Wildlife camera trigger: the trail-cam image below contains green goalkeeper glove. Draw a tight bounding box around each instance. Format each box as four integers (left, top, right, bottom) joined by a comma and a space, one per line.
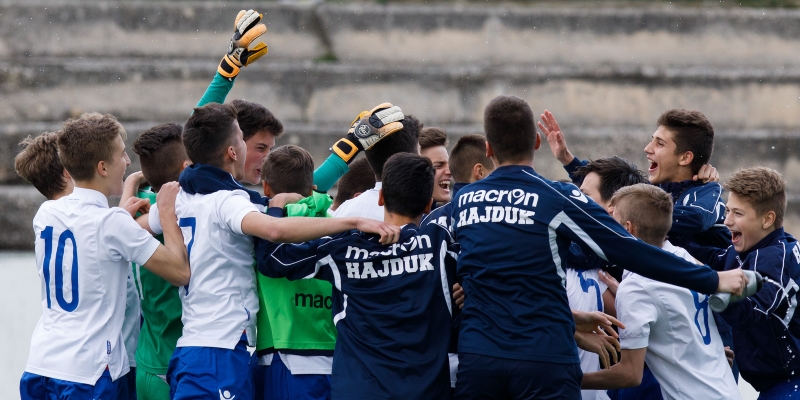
218, 9, 268, 80
331, 103, 405, 164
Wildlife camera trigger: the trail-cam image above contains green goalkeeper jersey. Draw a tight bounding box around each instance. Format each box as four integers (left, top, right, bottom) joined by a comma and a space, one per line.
256, 191, 338, 352
133, 187, 184, 375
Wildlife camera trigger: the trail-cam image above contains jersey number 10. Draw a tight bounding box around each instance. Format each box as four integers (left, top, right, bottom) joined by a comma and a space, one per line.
40, 226, 79, 312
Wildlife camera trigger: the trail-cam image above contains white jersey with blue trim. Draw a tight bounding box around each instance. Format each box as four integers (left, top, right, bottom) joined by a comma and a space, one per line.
25, 187, 160, 384
149, 188, 261, 349
616, 241, 740, 400
566, 268, 610, 400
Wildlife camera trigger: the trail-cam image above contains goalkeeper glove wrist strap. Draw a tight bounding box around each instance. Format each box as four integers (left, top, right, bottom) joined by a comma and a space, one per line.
331, 138, 361, 164
218, 55, 241, 80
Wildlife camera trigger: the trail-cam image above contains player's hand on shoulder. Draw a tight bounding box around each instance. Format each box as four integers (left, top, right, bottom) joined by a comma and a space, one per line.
575, 330, 620, 369
355, 218, 401, 245
537, 110, 574, 166
573, 310, 625, 338
218, 9, 268, 80
598, 270, 619, 296
717, 269, 746, 296
124, 171, 147, 190
693, 163, 719, 183
269, 193, 304, 209
121, 196, 150, 218
156, 181, 180, 216
724, 346, 735, 368
452, 283, 465, 309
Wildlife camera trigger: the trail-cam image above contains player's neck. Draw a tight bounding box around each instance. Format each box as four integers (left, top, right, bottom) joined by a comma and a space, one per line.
383, 211, 422, 227
495, 157, 534, 168
74, 180, 114, 198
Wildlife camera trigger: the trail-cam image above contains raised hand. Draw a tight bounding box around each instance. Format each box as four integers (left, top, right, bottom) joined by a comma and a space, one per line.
331, 103, 405, 164
538, 110, 575, 166
218, 9, 268, 80
693, 164, 720, 183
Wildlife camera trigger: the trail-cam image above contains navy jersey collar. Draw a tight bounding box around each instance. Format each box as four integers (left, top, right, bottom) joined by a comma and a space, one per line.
738, 228, 786, 259
656, 179, 704, 203
178, 163, 269, 206
490, 164, 536, 176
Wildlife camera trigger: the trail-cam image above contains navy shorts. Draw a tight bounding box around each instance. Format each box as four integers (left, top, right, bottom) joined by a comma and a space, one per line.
20, 368, 130, 400
453, 353, 582, 400
168, 340, 256, 400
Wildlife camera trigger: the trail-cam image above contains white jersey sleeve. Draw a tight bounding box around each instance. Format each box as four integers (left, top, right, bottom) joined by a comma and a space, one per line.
218, 191, 259, 235
101, 208, 161, 266
616, 278, 658, 350
148, 203, 163, 235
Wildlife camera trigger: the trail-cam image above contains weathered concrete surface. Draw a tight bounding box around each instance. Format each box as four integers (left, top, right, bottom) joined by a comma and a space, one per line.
0, 186, 44, 249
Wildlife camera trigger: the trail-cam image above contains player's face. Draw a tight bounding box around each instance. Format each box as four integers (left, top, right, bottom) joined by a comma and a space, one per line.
724, 193, 772, 253
579, 172, 608, 209
644, 126, 681, 184
421, 145, 452, 203
244, 130, 276, 185
107, 135, 131, 197
230, 121, 248, 182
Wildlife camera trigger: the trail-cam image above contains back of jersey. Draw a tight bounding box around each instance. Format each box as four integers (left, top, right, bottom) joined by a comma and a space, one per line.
173, 188, 260, 349
26, 188, 159, 384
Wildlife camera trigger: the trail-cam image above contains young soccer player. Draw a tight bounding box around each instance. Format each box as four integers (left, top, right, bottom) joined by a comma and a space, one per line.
419, 127, 452, 205
331, 157, 375, 211
450, 95, 746, 399
14, 132, 74, 201
253, 145, 338, 400
682, 167, 800, 398
257, 153, 457, 399
19, 113, 190, 399
581, 184, 741, 400
333, 112, 422, 220
144, 103, 398, 400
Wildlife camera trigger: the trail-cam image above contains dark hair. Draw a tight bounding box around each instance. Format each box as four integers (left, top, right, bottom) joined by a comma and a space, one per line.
260, 145, 315, 195
365, 114, 421, 180
610, 184, 673, 247
334, 157, 375, 209
484, 95, 536, 164
381, 153, 434, 218
449, 134, 492, 183
656, 109, 714, 174
231, 99, 284, 141
58, 112, 127, 181
573, 156, 648, 203
724, 167, 786, 228
14, 132, 66, 199
419, 127, 448, 151
133, 123, 188, 192
183, 103, 239, 166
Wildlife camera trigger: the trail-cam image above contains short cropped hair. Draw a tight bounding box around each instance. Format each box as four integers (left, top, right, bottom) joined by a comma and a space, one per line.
657, 109, 714, 174
334, 157, 375, 209
58, 113, 127, 182
419, 127, 448, 151
610, 184, 673, 247
365, 114, 421, 180
183, 103, 239, 166
133, 123, 188, 192
573, 156, 648, 203
724, 167, 786, 228
449, 134, 492, 183
260, 145, 315, 195
231, 99, 284, 141
484, 95, 536, 164
382, 153, 434, 218
14, 132, 66, 199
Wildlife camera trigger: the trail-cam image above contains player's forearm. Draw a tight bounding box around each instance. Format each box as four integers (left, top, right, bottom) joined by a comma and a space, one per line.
581, 365, 641, 390
195, 72, 234, 109
243, 212, 356, 243
157, 208, 190, 286
313, 154, 350, 193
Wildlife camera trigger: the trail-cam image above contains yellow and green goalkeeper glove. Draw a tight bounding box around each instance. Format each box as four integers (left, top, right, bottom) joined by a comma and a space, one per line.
331, 103, 405, 164
218, 9, 268, 80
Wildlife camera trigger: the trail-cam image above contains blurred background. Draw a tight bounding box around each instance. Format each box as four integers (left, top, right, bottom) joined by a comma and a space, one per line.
2, 0, 799, 398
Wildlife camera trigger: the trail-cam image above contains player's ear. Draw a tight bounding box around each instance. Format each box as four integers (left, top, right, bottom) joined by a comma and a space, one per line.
485, 141, 493, 159
97, 160, 108, 178
678, 151, 694, 167
181, 160, 192, 170
227, 146, 237, 162
423, 198, 434, 214
378, 189, 385, 207
472, 163, 484, 181
262, 181, 275, 198
534, 131, 542, 151
762, 210, 777, 230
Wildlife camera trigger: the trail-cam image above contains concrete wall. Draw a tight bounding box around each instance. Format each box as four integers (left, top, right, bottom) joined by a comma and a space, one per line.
2, 2, 800, 248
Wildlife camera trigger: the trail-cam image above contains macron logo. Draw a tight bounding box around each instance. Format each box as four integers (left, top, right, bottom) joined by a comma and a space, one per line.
220, 390, 235, 400
570, 190, 588, 203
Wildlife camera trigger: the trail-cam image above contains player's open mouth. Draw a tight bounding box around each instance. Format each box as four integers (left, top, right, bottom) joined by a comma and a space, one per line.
731, 230, 742, 244
648, 159, 658, 172
438, 180, 450, 192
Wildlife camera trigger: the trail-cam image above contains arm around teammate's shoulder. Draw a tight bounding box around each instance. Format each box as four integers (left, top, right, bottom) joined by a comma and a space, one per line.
241, 211, 401, 245
139, 182, 190, 286
669, 182, 724, 236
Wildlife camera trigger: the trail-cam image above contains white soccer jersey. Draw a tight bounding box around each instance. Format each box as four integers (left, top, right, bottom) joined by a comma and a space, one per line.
566, 268, 610, 400
150, 188, 260, 349
333, 182, 383, 221
122, 271, 140, 368
616, 241, 740, 400
25, 188, 160, 384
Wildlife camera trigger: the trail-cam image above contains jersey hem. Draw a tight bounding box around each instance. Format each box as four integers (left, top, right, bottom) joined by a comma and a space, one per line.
457, 347, 580, 364
24, 364, 130, 386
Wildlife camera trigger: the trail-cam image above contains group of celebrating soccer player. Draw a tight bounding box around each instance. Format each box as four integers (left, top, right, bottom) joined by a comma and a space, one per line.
12, 8, 800, 400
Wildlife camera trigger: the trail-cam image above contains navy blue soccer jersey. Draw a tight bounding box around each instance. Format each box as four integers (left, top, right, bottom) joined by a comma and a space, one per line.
256, 223, 458, 400
451, 165, 721, 363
